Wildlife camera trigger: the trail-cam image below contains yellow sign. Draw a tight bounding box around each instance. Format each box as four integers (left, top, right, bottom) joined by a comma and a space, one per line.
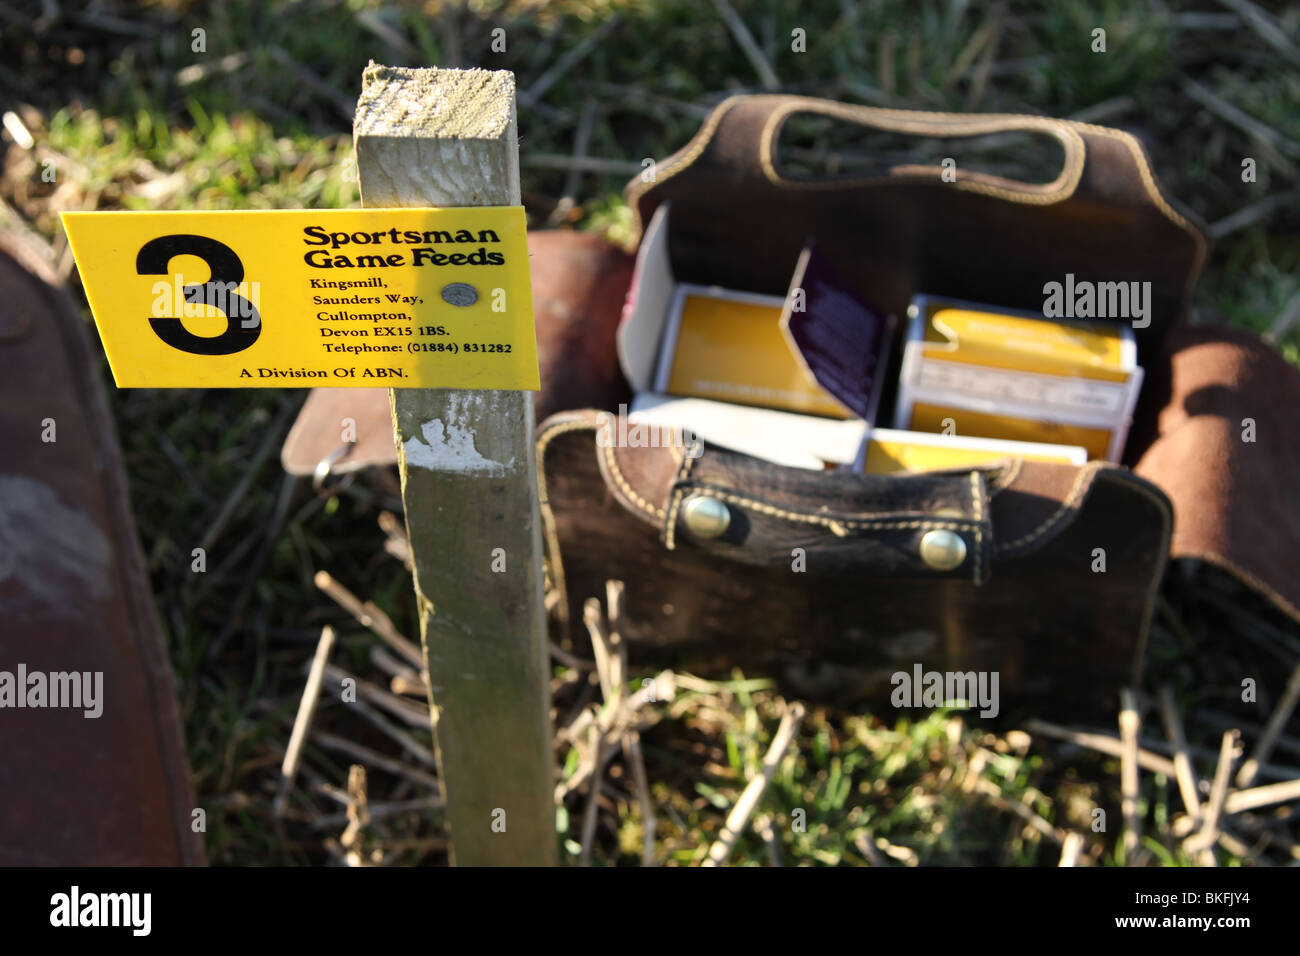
60, 207, 538, 389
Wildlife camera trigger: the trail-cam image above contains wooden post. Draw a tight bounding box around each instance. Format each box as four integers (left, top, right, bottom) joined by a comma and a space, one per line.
353, 65, 556, 866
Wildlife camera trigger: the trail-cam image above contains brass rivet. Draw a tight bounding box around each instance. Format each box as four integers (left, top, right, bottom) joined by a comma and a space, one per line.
919, 529, 967, 570
682, 494, 731, 539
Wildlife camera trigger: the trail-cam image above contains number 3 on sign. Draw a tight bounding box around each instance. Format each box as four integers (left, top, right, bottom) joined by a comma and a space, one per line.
137, 234, 262, 355
62, 207, 539, 389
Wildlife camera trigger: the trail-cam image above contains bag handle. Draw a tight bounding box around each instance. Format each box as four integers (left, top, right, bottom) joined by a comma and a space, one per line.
759, 98, 1086, 201
627, 92, 1201, 247
624, 93, 1207, 361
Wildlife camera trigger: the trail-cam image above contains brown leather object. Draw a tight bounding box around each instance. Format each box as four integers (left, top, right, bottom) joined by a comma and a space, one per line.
1132, 323, 1300, 621
624, 95, 1206, 370
540, 411, 1170, 718
0, 237, 203, 865
534, 95, 1300, 716
280, 229, 633, 475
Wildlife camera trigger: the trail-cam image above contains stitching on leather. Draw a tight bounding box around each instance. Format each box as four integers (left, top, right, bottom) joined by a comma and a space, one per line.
1170, 549, 1300, 624
600, 420, 666, 520
677, 484, 984, 534
625, 96, 743, 240
988, 457, 1022, 496
970, 471, 984, 586
536, 418, 601, 632
624, 99, 1207, 313
757, 100, 1086, 204
1071, 123, 1208, 313
996, 460, 1106, 553
663, 444, 700, 551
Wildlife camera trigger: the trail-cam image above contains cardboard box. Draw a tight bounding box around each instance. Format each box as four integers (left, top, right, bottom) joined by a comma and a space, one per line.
893, 294, 1144, 461
653, 283, 848, 418
618, 209, 1106, 475
858, 427, 1087, 474
621, 204, 892, 415
617, 203, 869, 468
627, 394, 867, 470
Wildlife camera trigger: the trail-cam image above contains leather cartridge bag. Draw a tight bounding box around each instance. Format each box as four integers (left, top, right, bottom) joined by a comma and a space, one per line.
536, 95, 1300, 720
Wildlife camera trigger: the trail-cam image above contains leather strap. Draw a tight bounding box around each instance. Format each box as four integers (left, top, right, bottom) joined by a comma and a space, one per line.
662, 439, 993, 584
541, 411, 995, 584
624, 94, 1208, 367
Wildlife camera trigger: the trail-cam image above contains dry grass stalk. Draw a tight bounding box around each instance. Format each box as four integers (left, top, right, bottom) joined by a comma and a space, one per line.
573, 582, 632, 864
874, 835, 919, 866
605, 580, 627, 704
753, 814, 781, 866
343, 696, 438, 769
574, 581, 667, 865
368, 646, 422, 684
340, 764, 372, 866
555, 673, 671, 799
578, 720, 616, 866
702, 701, 806, 867
710, 0, 779, 90
389, 673, 428, 697
1058, 831, 1085, 867
1197, 707, 1300, 761
960, 747, 989, 794
583, 598, 614, 701
1214, 0, 1300, 65
314, 569, 424, 667
311, 797, 441, 829
549, 640, 595, 672
1185, 730, 1244, 861
1215, 829, 1258, 861
1178, 75, 1299, 175
1119, 689, 1142, 862
625, 732, 656, 866
604, 580, 656, 866
378, 510, 413, 570
1223, 777, 1300, 814
273, 625, 336, 819
972, 777, 1066, 846
1236, 659, 1300, 789
1159, 686, 1203, 823
853, 831, 889, 866
1022, 718, 1177, 777
313, 730, 440, 793
322, 664, 430, 729
520, 15, 622, 107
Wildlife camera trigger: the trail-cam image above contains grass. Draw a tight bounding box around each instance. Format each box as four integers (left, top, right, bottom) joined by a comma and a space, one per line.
2, 0, 1299, 866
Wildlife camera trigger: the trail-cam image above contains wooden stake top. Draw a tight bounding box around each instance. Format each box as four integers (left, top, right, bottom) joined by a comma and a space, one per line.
355, 64, 515, 141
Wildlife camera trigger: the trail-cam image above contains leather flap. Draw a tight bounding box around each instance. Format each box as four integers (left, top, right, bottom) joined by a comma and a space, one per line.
538, 410, 1175, 588
660, 439, 993, 584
